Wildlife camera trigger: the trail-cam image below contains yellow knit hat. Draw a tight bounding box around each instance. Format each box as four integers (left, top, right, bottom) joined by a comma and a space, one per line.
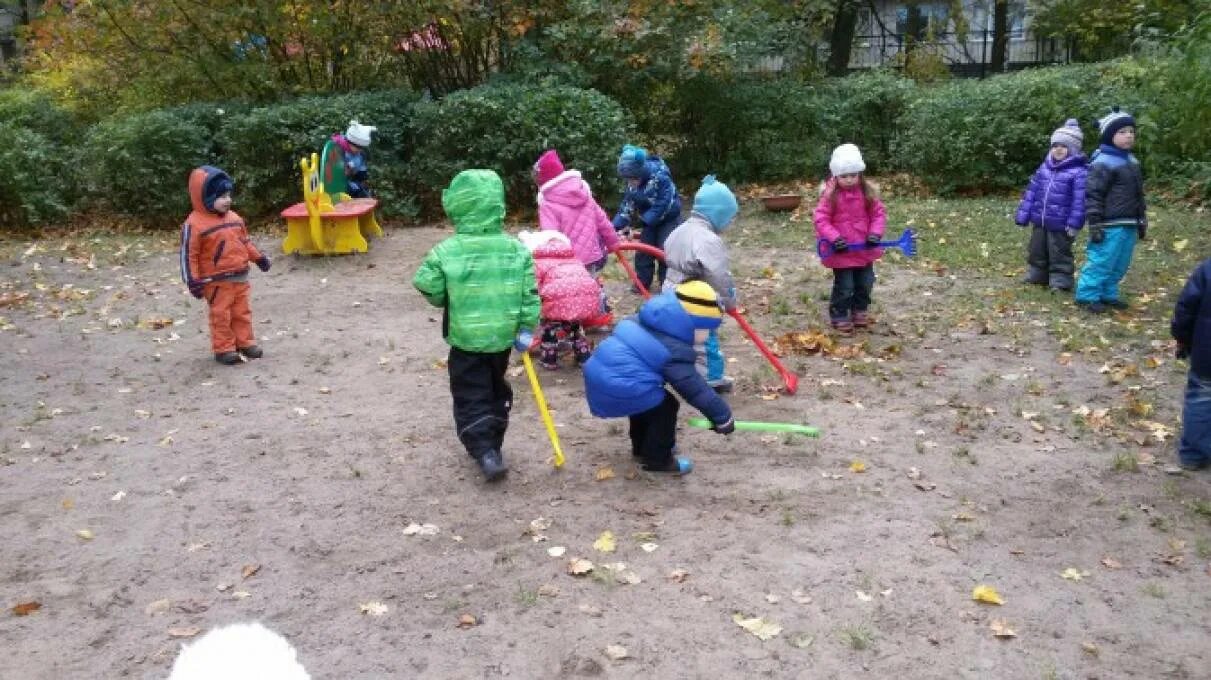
675, 281, 722, 329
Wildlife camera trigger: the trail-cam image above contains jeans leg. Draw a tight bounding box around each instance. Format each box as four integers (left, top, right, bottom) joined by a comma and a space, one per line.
1180, 373, 1211, 466
852, 264, 875, 312
829, 268, 857, 320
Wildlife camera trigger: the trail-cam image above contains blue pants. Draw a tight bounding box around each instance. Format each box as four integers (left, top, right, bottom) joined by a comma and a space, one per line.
634, 217, 679, 290
1075, 227, 1137, 304
1180, 373, 1211, 467
829, 264, 875, 321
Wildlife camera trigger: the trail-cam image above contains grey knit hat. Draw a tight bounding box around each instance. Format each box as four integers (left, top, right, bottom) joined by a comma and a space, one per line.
1050, 118, 1083, 156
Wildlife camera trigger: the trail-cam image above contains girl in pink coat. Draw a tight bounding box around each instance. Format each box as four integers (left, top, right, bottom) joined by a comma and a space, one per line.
534, 149, 619, 328
813, 143, 888, 334
520, 231, 601, 369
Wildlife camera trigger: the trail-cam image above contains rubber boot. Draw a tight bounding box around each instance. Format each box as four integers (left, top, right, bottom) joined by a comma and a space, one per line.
215, 351, 242, 365
478, 450, 508, 482
239, 345, 264, 359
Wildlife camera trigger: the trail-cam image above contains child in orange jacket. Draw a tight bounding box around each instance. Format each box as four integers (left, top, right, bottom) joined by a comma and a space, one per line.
179, 166, 270, 365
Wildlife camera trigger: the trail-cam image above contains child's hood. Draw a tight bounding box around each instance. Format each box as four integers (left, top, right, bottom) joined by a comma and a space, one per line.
518, 229, 575, 259
538, 170, 590, 208
188, 166, 234, 214
443, 169, 505, 235
637, 290, 695, 344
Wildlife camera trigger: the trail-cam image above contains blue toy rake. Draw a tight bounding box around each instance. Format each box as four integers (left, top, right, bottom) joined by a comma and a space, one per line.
816, 229, 917, 259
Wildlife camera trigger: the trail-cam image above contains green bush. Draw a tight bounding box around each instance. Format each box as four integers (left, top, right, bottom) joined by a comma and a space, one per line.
217, 89, 419, 219
670, 76, 822, 184
894, 62, 1146, 193
408, 83, 633, 212
78, 109, 213, 218
0, 123, 74, 226
0, 91, 80, 226
816, 71, 917, 175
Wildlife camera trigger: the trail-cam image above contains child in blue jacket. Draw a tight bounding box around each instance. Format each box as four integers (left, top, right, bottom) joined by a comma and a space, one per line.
1172, 258, 1211, 470
613, 144, 682, 292
583, 281, 734, 474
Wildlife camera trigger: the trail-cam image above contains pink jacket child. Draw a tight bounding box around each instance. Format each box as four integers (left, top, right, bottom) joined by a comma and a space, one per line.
534, 149, 620, 271
812, 143, 888, 333
520, 231, 600, 369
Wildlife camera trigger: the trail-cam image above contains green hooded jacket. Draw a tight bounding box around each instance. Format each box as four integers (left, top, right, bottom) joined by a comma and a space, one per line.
413, 170, 540, 353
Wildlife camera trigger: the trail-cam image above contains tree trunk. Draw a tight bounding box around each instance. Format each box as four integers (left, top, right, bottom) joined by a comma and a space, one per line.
990, 0, 1009, 73
827, 0, 860, 76
903, 4, 923, 70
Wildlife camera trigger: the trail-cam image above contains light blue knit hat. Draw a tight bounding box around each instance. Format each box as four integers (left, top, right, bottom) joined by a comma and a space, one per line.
692, 175, 738, 230
617, 144, 647, 178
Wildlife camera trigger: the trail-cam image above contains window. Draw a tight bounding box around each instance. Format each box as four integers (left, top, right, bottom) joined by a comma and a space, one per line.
896, 3, 951, 39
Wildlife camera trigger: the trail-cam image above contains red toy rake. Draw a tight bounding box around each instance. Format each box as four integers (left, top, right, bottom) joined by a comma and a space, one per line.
612, 241, 798, 395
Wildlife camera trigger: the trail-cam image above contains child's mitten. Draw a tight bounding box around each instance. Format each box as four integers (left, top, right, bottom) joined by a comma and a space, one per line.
188, 282, 204, 299
1090, 226, 1105, 244
865, 234, 880, 247
1137, 220, 1147, 241
514, 328, 534, 352
832, 237, 848, 253
712, 417, 735, 435
1065, 228, 1078, 239
256, 256, 271, 272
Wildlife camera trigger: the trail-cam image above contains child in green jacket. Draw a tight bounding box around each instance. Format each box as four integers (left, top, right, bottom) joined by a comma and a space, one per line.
414, 170, 541, 481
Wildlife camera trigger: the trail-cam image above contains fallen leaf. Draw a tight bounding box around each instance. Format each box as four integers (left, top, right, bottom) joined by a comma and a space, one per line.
907, 467, 922, 480
232, 591, 251, 600
359, 601, 388, 616
547, 546, 567, 558
1100, 557, 1122, 570
110, 491, 126, 502
595, 467, 615, 482
529, 517, 552, 534
952, 512, 975, 522
76, 529, 94, 540
616, 570, 642, 585
241, 564, 261, 579
402, 522, 439, 536
144, 599, 171, 615
989, 619, 1016, 638
567, 558, 595, 576
457, 613, 478, 628
914, 481, 937, 492
593, 530, 617, 553
855, 590, 873, 602
12, 601, 41, 616
733, 613, 782, 641
168, 627, 201, 638
765, 593, 781, 604
292, 407, 308, 417
1174, 239, 1189, 253
1060, 568, 1087, 581
1082, 641, 1099, 656
667, 569, 690, 583
972, 585, 1004, 605
1030, 421, 1045, 433
849, 460, 867, 473
508, 365, 525, 378
640, 542, 658, 553
61, 498, 74, 510
790, 589, 812, 604
537, 584, 560, 597
604, 644, 629, 661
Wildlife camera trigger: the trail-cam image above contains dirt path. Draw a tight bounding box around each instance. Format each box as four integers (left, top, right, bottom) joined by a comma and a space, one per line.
1, 224, 1207, 679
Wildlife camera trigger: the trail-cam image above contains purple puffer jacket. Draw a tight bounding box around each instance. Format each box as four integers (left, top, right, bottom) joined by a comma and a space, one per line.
1015, 154, 1088, 231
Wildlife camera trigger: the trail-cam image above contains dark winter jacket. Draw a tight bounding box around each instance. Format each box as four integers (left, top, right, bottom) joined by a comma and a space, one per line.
1086, 145, 1146, 230
612, 157, 681, 233
583, 291, 732, 424
1015, 153, 1088, 231
1172, 258, 1211, 380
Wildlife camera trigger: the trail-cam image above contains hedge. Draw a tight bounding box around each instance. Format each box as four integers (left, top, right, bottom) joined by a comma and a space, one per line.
1, 57, 1207, 229
408, 83, 634, 211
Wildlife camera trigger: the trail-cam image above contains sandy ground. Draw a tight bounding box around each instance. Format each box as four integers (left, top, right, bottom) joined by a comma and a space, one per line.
1, 222, 1208, 680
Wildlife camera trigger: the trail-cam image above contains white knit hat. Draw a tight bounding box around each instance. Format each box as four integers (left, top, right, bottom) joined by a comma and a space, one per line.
829, 143, 866, 177
345, 120, 376, 148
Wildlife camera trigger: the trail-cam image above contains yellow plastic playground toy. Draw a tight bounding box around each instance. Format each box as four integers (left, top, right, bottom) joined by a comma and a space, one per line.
281, 143, 382, 255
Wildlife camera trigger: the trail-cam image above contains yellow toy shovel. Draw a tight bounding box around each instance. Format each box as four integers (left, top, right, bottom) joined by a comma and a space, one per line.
521, 351, 566, 469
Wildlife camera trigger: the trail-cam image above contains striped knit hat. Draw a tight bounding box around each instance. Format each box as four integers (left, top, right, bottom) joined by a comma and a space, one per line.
1097, 107, 1135, 146
675, 281, 722, 329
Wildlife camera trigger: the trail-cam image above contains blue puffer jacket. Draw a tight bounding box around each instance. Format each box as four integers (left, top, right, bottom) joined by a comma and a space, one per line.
612, 157, 681, 232
584, 291, 732, 424
1014, 153, 1088, 231
1172, 258, 1211, 380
